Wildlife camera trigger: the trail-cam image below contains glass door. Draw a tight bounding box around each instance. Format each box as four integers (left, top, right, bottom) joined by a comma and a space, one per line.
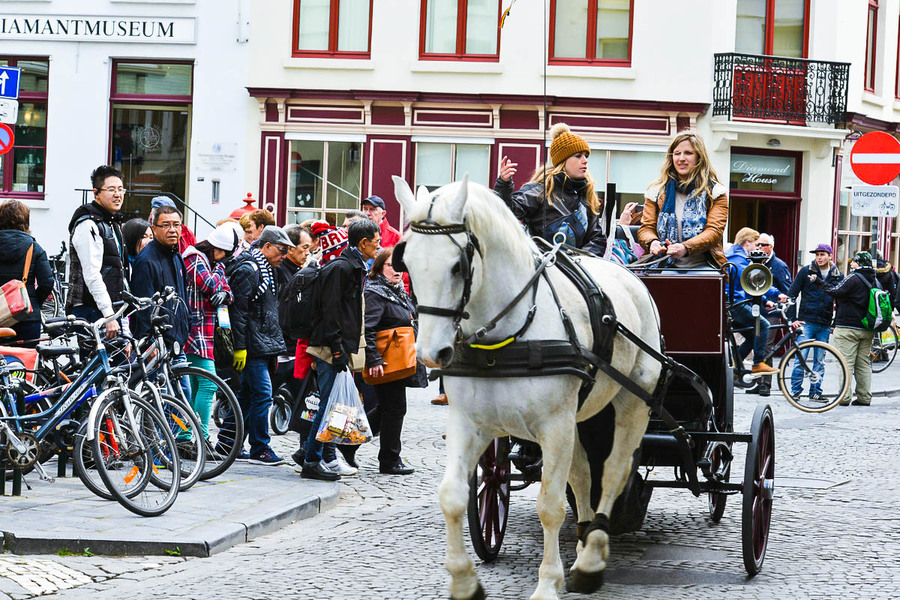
110, 104, 191, 221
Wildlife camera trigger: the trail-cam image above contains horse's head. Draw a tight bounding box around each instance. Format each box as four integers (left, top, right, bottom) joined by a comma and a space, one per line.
392, 175, 476, 368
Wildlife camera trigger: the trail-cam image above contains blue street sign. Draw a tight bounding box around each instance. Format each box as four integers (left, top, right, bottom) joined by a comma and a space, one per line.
0, 67, 21, 100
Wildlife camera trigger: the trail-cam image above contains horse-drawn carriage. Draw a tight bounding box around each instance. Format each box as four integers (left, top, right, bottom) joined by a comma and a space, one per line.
467, 270, 775, 577
391, 175, 774, 600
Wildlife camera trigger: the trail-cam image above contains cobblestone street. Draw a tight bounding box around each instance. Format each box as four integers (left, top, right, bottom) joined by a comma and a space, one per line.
3, 378, 900, 600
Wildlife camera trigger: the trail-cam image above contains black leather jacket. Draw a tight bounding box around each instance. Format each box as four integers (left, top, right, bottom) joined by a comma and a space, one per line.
310, 248, 367, 355
493, 173, 606, 255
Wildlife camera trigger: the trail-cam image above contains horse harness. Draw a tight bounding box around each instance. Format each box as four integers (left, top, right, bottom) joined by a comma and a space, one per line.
396, 207, 712, 542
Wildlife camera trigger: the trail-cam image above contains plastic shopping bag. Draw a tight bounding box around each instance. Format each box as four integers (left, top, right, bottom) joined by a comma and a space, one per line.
315, 370, 373, 445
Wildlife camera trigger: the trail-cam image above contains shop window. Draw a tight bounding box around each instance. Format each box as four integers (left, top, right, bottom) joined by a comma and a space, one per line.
293, 0, 372, 58
420, 0, 500, 61
110, 60, 193, 219
0, 58, 48, 197
549, 0, 633, 66
735, 0, 809, 58
286, 139, 363, 225
415, 142, 490, 191
865, 0, 878, 91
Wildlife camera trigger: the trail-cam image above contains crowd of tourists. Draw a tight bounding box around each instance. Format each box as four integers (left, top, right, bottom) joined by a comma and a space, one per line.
0, 127, 896, 484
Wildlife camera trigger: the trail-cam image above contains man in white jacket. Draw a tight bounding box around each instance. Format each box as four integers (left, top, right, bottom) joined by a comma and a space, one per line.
66, 165, 129, 338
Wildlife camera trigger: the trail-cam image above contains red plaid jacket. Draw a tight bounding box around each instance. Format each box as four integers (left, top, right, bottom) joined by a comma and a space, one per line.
183, 247, 232, 360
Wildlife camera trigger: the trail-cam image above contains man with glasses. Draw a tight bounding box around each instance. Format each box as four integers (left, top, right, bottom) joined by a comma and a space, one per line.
750, 233, 793, 395
224, 225, 295, 465
130, 205, 193, 406
66, 165, 129, 337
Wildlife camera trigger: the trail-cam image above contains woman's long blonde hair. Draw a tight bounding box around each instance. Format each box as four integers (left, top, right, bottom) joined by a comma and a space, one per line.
526, 160, 602, 215
650, 130, 720, 197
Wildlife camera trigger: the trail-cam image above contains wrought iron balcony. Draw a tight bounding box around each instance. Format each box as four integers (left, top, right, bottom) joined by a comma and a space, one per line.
713, 53, 850, 127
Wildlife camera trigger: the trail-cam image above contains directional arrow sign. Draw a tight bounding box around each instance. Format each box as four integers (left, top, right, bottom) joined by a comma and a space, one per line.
0, 67, 21, 100
849, 131, 900, 186
0, 123, 14, 156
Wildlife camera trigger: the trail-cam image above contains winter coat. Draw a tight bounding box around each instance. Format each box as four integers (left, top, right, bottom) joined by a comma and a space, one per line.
363, 275, 428, 388
638, 182, 729, 267
493, 173, 607, 256
787, 262, 843, 326
229, 251, 286, 357
67, 201, 128, 316
183, 247, 232, 360
724, 244, 780, 304
764, 253, 792, 294
0, 230, 52, 323
309, 247, 367, 355
130, 239, 190, 347
379, 219, 402, 249
814, 266, 878, 330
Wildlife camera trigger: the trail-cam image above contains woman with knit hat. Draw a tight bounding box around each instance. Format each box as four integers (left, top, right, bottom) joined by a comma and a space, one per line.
494, 123, 606, 255
638, 131, 728, 269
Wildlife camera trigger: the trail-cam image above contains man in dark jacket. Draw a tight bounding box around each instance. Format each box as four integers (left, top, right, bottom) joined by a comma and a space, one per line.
67, 165, 129, 338
813, 251, 877, 406
130, 206, 190, 348
300, 218, 380, 481
752, 233, 793, 395
226, 225, 294, 465
786, 243, 843, 401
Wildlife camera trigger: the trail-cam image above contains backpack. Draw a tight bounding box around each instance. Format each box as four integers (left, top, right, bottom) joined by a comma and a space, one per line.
860, 274, 893, 332
278, 263, 321, 340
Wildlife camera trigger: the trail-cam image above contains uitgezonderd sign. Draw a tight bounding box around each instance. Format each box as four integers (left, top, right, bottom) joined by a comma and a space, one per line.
0, 15, 196, 44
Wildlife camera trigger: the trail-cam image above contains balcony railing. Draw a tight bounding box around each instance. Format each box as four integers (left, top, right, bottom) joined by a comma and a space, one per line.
713, 53, 850, 127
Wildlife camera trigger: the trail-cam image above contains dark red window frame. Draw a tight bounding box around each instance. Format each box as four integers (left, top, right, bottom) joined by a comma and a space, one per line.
548, 0, 634, 66
292, 0, 374, 59
110, 59, 194, 105
866, 0, 878, 92
896, 13, 900, 98
754, 0, 811, 58
0, 56, 49, 200
418, 0, 502, 62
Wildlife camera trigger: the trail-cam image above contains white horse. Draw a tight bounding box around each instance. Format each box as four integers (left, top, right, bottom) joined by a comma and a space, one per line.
392, 175, 664, 600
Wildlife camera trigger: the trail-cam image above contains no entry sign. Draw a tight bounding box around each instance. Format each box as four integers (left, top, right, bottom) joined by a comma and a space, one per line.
0, 123, 13, 156
849, 131, 900, 185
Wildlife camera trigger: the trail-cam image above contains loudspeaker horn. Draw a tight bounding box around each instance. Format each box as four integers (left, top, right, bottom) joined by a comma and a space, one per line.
740, 263, 773, 297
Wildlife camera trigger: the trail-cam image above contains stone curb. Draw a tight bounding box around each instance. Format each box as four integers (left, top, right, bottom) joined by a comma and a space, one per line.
0, 483, 339, 558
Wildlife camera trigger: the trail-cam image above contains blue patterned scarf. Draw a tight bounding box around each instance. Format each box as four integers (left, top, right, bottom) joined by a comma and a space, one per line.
656, 178, 708, 244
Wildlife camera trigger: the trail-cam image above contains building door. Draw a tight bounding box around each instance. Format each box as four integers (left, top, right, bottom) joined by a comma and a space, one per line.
111, 105, 190, 220
729, 149, 802, 273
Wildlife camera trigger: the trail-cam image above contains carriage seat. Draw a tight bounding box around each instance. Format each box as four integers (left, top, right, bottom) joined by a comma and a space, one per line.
614, 225, 640, 241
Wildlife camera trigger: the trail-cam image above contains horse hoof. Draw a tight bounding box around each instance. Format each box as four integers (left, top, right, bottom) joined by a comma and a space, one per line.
452, 582, 486, 600
566, 568, 604, 594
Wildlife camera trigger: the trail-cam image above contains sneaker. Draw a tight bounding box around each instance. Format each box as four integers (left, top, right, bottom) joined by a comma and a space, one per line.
324, 455, 358, 477
235, 450, 252, 461
809, 392, 826, 402
249, 448, 285, 466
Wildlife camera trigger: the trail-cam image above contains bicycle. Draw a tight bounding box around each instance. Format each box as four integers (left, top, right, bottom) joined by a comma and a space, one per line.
870, 322, 898, 373
41, 242, 68, 320
727, 299, 850, 412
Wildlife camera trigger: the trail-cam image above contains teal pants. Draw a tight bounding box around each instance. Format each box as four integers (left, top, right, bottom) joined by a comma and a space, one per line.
187, 354, 216, 439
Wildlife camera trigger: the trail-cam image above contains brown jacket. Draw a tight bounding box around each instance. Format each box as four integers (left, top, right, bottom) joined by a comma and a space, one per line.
637, 182, 729, 267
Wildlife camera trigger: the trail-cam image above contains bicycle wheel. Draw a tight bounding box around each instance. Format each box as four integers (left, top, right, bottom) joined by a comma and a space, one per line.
777, 341, 850, 412
73, 419, 115, 501
871, 325, 898, 374
91, 390, 181, 517
41, 286, 61, 320
155, 393, 206, 492
171, 365, 243, 481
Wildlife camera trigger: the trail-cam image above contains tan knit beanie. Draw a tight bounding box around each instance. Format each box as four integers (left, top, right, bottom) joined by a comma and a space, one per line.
549, 123, 590, 167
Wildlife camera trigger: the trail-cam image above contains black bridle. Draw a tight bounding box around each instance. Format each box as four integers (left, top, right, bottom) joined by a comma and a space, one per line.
397, 201, 560, 349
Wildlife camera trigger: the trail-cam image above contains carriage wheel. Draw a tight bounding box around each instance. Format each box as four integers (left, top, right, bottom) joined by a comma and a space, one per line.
707, 443, 731, 523
468, 436, 511, 562
742, 404, 775, 576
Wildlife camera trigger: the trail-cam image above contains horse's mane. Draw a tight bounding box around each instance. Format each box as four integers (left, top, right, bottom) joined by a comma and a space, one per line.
413, 181, 537, 273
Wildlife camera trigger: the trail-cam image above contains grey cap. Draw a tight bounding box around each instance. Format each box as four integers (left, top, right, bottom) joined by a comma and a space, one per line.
257, 225, 295, 248
151, 196, 177, 209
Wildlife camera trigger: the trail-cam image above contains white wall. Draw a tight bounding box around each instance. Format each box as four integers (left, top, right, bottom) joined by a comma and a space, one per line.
0, 0, 250, 248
